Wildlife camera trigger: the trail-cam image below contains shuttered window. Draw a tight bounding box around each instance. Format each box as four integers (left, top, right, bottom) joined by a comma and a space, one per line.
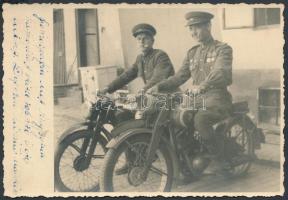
254, 8, 281, 27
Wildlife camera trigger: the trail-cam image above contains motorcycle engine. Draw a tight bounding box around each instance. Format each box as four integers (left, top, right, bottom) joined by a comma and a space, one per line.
189, 155, 210, 174
177, 131, 210, 176
171, 107, 196, 128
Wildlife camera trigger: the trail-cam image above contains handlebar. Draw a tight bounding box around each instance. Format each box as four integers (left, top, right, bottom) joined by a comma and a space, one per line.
93, 90, 202, 107
146, 90, 202, 98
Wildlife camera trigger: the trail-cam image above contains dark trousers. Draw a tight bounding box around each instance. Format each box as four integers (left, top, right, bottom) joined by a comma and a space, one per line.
194, 106, 230, 141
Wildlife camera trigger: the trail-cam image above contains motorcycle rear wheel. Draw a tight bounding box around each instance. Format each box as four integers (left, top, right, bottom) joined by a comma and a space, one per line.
222, 120, 254, 178
100, 134, 173, 192
54, 130, 108, 192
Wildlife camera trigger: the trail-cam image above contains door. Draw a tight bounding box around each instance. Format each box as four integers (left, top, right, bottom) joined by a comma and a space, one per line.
76, 9, 101, 67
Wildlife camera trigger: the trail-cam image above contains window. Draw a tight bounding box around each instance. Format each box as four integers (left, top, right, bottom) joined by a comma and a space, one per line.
254, 8, 281, 27
223, 7, 281, 29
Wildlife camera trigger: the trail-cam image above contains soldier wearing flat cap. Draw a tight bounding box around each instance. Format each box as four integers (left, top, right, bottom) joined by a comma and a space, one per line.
148, 12, 233, 159
99, 23, 176, 94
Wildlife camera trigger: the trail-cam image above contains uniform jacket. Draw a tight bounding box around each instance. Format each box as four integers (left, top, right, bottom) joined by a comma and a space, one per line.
158, 38, 233, 109
107, 48, 176, 93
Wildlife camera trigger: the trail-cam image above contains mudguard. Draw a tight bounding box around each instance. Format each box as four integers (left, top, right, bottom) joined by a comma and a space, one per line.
110, 119, 146, 138
106, 128, 180, 183
241, 115, 265, 149
58, 121, 89, 144
107, 128, 149, 148
223, 114, 265, 149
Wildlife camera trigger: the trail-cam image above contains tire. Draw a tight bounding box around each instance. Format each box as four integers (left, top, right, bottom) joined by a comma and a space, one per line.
100, 134, 173, 192
222, 119, 254, 178
54, 130, 108, 192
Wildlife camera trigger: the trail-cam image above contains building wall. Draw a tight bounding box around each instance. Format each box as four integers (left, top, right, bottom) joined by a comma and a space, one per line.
98, 8, 125, 68
219, 7, 283, 70
230, 69, 280, 121
218, 7, 283, 120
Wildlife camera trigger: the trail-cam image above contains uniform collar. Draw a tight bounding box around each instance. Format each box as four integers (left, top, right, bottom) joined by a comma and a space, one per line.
142, 48, 154, 58
200, 36, 214, 48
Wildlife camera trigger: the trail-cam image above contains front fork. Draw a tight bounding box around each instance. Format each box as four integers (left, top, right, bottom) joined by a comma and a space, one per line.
80, 119, 102, 166
141, 110, 170, 179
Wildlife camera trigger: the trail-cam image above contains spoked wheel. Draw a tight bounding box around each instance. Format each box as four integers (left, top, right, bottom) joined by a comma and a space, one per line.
54, 130, 107, 192
222, 120, 254, 177
100, 134, 173, 192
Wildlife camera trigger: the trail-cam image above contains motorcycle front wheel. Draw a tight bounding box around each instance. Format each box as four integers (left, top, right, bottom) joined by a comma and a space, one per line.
100, 134, 173, 192
54, 130, 107, 192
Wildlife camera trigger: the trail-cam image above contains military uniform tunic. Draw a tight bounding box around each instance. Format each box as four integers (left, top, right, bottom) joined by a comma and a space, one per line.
157, 38, 233, 140
158, 38, 233, 109
107, 48, 175, 93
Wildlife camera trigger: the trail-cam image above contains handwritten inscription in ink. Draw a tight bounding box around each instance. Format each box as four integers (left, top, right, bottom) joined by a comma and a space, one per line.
9, 13, 50, 194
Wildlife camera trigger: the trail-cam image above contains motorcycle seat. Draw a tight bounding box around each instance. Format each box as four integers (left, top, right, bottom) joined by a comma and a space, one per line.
232, 101, 249, 114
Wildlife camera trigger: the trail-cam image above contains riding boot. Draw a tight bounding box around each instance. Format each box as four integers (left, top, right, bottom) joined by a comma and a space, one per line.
203, 135, 231, 173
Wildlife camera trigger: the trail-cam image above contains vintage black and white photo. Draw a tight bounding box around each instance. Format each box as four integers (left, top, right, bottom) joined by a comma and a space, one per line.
3, 3, 285, 197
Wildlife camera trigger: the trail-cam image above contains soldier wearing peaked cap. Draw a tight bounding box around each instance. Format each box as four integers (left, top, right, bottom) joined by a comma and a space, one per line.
99, 23, 176, 94
99, 23, 177, 175
132, 23, 157, 37
185, 11, 214, 26
148, 11, 234, 161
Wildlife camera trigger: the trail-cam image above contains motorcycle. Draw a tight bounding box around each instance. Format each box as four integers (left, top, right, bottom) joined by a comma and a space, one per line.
99, 92, 265, 192
54, 93, 137, 192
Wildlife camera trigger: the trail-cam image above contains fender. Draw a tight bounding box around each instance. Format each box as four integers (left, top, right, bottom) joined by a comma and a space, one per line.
58, 121, 89, 144
107, 128, 150, 148
241, 114, 265, 149
106, 128, 180, 183
110, 119, 146, 138
222, 114, 265, 149
58, 121, 113, 145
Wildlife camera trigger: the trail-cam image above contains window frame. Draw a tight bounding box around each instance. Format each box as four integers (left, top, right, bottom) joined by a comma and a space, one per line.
223, 7, 281, 30
253, 8, 281, 29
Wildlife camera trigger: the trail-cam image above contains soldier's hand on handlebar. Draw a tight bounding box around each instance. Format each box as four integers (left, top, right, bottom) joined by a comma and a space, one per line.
191, 85, 206, 95
97, 87, 109, 96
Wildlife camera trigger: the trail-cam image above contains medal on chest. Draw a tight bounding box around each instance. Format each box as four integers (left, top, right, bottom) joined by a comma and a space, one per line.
189, 58, 196, 71
206, 51, 216, 63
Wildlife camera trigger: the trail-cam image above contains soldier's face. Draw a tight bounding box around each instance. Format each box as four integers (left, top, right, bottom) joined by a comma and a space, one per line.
136, 33, 154, 53
189, 22, 211, 42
